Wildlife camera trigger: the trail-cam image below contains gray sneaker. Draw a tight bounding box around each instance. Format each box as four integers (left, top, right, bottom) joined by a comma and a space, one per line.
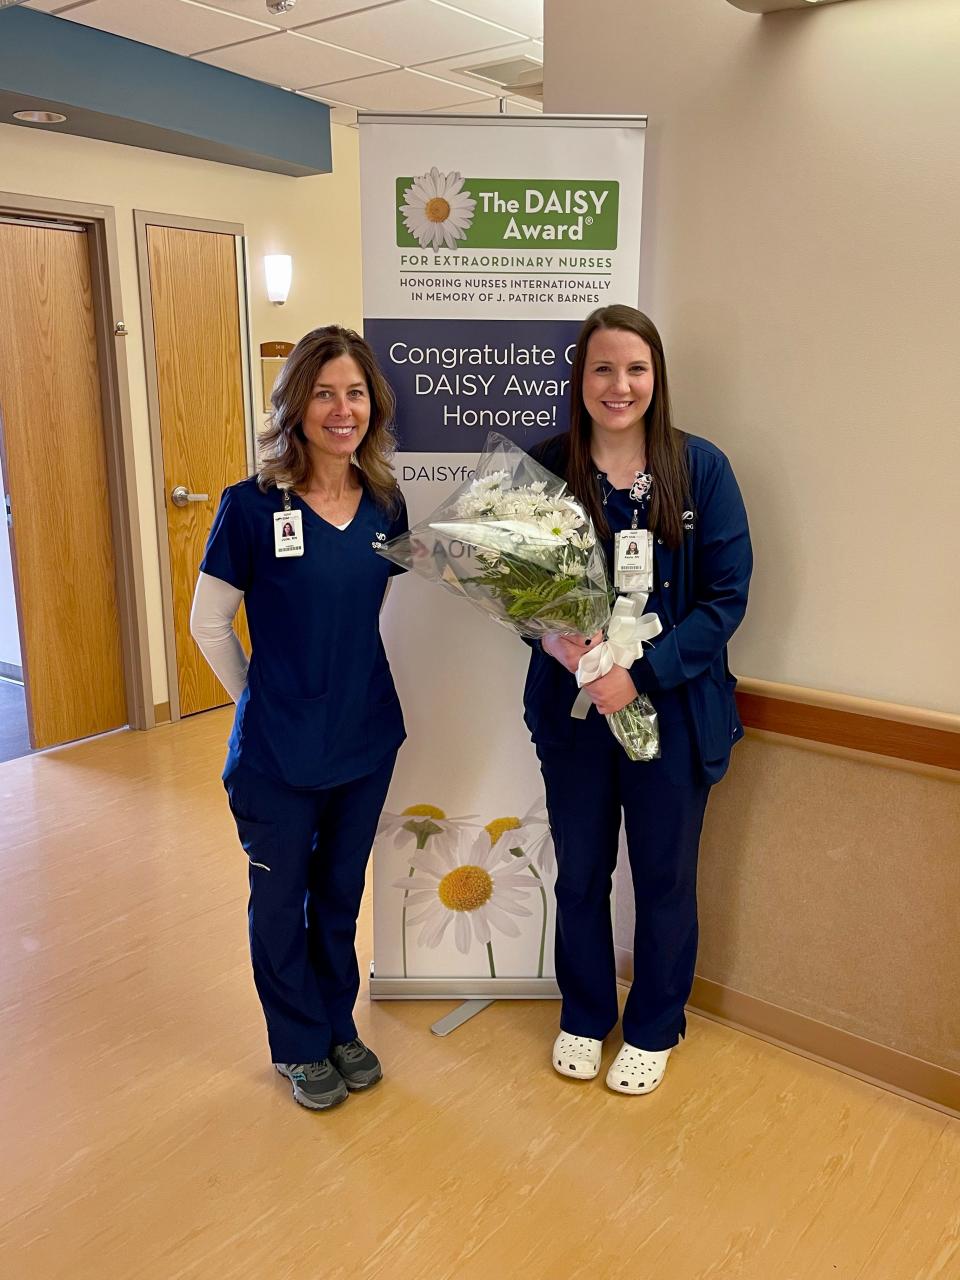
275, 1060, 348, 1110
331, 1038, 382, 1091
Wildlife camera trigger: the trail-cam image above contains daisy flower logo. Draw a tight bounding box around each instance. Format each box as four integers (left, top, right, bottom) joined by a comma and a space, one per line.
400, 167, 476, 250
393, 827, 535, 976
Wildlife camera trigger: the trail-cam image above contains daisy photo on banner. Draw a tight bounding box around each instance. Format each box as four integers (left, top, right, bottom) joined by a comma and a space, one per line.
485, 805, 555, 979
400, 167, 476, 250
377, 804, 477, 978
486, 803, 554, 873
393, 827, 536, 977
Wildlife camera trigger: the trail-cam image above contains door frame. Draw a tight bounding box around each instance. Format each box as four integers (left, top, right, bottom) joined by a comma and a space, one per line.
133, 210, 255, 723
0, 190, 153, 733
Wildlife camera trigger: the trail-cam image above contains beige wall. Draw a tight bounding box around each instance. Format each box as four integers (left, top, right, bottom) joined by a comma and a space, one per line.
547, 0, 960, 1077
0, 121, 362, 704
696, 738, 960, 1071
611, 733, 960, 1077
545, 0, 960, 715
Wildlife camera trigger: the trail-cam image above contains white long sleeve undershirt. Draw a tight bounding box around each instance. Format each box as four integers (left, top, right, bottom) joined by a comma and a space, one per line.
190, 572, 248, 703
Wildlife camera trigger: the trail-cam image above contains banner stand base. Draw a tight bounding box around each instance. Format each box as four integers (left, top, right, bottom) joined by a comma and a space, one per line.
430, 999, 494, 1037
369, 968, 561, 1004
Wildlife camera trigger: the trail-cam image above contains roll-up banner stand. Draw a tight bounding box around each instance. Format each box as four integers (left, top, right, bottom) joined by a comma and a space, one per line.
362, 114, 647, 1012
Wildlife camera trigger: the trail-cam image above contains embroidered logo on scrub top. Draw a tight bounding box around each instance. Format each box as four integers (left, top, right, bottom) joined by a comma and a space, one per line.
683, 509, 696, 531
371, 531, 387, 550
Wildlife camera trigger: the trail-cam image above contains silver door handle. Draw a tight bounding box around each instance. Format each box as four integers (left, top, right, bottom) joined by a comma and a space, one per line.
170, 485, 209, 508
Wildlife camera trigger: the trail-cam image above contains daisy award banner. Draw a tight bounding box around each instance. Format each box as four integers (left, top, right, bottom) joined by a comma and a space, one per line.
361, 114, 647, 1001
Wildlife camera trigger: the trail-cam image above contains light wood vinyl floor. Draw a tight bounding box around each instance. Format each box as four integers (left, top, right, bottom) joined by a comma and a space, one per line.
1, 711, 958, 1280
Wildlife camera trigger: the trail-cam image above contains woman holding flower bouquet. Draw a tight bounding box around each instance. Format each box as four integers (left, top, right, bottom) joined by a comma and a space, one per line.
190, 327, 407, 1112
525, 305, 752, 1095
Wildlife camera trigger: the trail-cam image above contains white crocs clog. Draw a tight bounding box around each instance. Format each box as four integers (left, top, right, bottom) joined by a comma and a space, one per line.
552, 1031, 603, 1080
605, 1043, 672, 1095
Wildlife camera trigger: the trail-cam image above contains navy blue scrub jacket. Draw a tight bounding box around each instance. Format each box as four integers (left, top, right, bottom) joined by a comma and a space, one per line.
524, 433, 752, 782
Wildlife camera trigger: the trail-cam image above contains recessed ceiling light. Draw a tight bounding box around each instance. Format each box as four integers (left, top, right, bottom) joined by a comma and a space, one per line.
13, 110, 67, 124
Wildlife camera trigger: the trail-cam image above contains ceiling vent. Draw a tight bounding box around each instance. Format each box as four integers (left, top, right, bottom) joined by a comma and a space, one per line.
459, 55, 544, 102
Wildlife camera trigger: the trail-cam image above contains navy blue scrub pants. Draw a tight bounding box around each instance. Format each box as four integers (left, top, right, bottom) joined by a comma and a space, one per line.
223, 753, 396, 1064
536, 692, 709, 1051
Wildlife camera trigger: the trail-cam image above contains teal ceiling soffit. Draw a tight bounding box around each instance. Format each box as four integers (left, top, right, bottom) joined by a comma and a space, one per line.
0, 8, 331, 177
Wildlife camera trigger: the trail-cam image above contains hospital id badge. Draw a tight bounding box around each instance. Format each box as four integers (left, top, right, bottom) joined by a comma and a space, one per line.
615, 528, 653, 593
274, 508, 304, 557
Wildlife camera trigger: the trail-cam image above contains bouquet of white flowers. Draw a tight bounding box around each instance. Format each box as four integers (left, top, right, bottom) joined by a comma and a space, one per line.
378, 433, 660, 761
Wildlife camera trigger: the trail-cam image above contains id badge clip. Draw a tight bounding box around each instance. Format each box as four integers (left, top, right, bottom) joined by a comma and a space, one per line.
615, 528, 653, 594
274, 490, 304, 557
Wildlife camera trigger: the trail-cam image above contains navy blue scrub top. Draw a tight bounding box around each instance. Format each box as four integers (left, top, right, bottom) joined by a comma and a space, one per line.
201, 476, 408, 790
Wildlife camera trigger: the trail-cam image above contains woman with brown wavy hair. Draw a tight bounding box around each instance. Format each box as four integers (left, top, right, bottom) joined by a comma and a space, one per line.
525, 305, 752, 1096
190, 326, 408, 1112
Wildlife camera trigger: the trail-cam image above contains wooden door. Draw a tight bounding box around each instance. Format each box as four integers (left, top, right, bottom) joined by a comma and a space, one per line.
145, 224, 250, 718
0, 220, 126, 750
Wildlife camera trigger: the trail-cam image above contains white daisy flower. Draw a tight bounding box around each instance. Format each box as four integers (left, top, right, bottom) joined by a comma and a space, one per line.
377, 803, 477, 854
457, 494, 497, 519
401, 167, 476, 251
394, 828, 535, 964
537, 507, 582, 540
567, 529, 595, 551
379, 804, 479, 978
483, 806, 555, 978
485, 803, 555, 875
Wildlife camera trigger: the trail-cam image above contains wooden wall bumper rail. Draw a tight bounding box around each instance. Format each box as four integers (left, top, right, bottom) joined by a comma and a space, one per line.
735, 679, 960, 772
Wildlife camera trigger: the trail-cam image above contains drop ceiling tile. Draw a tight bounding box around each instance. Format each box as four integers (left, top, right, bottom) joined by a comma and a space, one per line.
194, 29, 395, 90
413, 39, 541, 94
54, 0, 279, 55
195, 0, 393, 28
24, 0, 82, 12
297, 0, 525, 68
303, 67, 493, 110
442, 0, 542, 39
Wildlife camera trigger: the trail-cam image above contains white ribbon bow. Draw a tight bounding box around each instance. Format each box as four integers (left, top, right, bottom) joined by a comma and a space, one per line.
571, 593, 663, 719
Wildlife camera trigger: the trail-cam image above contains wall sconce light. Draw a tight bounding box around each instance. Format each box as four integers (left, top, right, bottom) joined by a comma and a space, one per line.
264, 254, 292, 305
